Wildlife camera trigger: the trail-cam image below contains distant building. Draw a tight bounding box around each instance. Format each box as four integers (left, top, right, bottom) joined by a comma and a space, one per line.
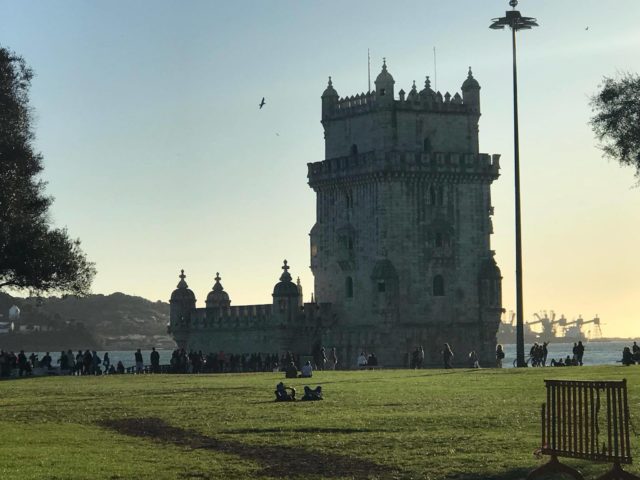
169, 61, 503, 367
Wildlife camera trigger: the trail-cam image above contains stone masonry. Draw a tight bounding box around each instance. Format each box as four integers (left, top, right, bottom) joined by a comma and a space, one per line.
169, 60, 503, 368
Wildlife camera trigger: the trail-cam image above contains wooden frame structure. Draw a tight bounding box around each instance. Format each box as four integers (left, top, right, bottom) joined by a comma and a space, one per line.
528, 379, 639, 480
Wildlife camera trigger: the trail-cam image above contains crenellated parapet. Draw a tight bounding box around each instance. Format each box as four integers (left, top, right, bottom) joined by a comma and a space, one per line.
308, 151, 500, 188
322, 64, 481, 121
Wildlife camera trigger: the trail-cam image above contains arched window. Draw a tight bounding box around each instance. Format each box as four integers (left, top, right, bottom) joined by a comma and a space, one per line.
423, 137, 432, 153
437, 186, 444, 206
433, 275, 445, 296
350, 144, 358, 156
346, 277, 354, 298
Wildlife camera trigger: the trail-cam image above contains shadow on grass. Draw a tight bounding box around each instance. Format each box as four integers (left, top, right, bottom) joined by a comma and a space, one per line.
221, 426, 386, 434
98, 417, 403, 478
443, 468, 531, 480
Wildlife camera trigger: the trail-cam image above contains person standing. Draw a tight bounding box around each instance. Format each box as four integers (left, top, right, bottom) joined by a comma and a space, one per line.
103, 352, 111, 374
496, 344, 505, 368
442, 343, 454, 369
418, 346, 425, 369
542, 342, 549, 367
327, 347, 338, 370
150, 347, 160, 373
576, 341, 585, 366
134, 349, 144, 374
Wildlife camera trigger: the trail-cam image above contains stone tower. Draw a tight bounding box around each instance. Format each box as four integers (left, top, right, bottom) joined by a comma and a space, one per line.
308, 62, 503, 366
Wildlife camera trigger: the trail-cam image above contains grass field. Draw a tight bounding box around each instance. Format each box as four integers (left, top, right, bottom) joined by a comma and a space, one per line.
1, 367, 639, 480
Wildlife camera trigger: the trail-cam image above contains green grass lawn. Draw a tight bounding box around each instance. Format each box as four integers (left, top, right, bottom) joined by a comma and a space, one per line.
1, 366, 639, 479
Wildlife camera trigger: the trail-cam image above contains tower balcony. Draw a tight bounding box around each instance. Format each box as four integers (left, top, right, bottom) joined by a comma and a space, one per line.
308, 151, 500, 188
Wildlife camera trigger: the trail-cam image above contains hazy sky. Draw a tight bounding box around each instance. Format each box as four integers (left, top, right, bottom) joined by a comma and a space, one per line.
2, 1, 640, 337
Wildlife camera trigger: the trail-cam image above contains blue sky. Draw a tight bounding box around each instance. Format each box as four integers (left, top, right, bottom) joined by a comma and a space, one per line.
2, 0, 640, 336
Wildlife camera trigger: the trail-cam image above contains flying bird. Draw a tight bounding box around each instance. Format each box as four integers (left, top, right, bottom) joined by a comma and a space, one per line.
585, 26, 589, 30
259, 97, 266, 109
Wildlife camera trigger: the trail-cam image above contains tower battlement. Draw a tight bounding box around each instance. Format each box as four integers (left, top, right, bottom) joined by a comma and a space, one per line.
326, 86, 473, 121
308, 151, 500, 187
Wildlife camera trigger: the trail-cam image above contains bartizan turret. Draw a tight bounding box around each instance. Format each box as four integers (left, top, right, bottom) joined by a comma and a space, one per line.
206, 272, 231, 309
169, 270, 196, 346
272, 260, 300, 322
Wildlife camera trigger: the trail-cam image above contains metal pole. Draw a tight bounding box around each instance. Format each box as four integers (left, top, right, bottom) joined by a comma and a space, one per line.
512, 26, 525, 368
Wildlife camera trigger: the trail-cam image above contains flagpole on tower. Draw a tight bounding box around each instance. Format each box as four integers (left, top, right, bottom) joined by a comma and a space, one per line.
368, 48, 371, 93
433, 46, 437, 91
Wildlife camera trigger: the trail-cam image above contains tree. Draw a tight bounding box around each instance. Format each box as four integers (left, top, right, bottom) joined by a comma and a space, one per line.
0, 46, 95, 295
590, 73, 640, 179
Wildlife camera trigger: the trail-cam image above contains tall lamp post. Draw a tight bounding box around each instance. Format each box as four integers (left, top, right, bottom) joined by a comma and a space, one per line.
490, 0, 538, 368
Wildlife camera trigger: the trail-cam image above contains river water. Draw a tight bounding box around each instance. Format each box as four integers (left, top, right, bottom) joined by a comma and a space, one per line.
27, 341, 637, 370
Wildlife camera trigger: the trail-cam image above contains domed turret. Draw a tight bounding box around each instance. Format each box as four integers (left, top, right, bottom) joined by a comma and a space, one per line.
374, 59, 395, 104
272, 260, 299, 297
419, 76, 436, 101
273, 260, 300, 320
206, 272, 231, 308
461, 67, 480, 112
170, 269, 196, 303
322, 76, 339, 118
479, 257, 502, 308
169, 269, 196, 330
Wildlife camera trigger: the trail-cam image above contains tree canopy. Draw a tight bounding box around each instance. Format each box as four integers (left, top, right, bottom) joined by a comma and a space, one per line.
590, 73, 640, 180
0, 46, 95, 295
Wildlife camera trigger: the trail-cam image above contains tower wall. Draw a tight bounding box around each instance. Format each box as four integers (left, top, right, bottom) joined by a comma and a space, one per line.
310, 67, 502, 367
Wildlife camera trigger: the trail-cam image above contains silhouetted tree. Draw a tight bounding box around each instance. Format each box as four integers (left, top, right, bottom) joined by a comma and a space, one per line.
590, 73, 640, 180
0, 46, 95, 294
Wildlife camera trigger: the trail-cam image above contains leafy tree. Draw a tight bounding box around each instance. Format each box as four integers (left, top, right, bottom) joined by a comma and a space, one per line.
0, 46, 95, 294
590, 73, 640, 179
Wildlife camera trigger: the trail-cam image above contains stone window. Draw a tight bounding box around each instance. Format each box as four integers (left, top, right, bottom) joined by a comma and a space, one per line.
423, 137, 432, 153
433, 275, 445, 296
346, 276, 354, 298
377, 280, 386, 293
350, 144, 358, 156
380, 88, 386, 96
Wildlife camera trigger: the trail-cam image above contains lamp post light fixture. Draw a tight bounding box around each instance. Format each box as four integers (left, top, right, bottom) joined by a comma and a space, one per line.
490, 0, 538, 368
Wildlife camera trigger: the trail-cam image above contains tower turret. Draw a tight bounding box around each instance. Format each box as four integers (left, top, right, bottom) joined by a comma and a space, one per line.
374, 59, 395, 105
169, 269, 196, 329
272, 260, 300, 321
321, 76, 339, 119
206, 272, 231, 308
461, 67, 481, 113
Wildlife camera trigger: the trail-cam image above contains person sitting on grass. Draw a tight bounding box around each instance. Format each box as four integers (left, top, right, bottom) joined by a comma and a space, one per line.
357, 352, 368, 369
367, 353, 378, 367
275, 382, 296, 401
285, 361, 298, 379
116, 361, 125, 374
301, 386, 323, 401
301, 360, 313, 378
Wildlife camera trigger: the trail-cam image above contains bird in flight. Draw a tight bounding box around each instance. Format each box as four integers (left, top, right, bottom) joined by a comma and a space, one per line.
259, 97, 266, 109
585, 26, 589, 30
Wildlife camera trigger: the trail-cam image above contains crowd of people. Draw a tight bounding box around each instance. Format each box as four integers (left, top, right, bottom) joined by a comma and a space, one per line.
0, 349, 130, 377
622, 341, 640, 366
2, 340, 639, 378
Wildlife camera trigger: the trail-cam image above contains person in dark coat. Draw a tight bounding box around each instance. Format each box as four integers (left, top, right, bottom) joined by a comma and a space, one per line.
150, 348, 160, 373
442, 344, 454, 369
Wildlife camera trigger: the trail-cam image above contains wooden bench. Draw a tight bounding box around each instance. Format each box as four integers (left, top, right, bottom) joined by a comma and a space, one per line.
528, 379, 639, 480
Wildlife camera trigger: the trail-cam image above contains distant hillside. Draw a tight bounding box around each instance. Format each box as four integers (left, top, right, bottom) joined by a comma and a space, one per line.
0, 292, 174, 351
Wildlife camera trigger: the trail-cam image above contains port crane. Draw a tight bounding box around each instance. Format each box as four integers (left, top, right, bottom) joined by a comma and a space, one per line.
526, 311, 567, 339
561, 315, 603, 340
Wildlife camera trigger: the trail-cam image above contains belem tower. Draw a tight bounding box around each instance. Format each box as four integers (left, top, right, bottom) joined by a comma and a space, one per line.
168, 60, 503, 367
